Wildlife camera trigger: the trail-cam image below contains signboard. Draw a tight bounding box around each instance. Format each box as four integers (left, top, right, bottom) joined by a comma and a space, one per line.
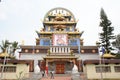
53, 34, 68, 46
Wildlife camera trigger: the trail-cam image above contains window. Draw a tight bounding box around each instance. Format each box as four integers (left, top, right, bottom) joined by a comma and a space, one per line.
66, 27, 70, 31
114, 66, 120, 72
0, 66, 16, 72
92, 49, 96, 53
69, 39, 77, 46
51, 27, 54, 31
81, 50, 84, 53
36, 49, 39, 53
96, 66, 111, 73
43, 40, 50, 46
25, 49, 28, 52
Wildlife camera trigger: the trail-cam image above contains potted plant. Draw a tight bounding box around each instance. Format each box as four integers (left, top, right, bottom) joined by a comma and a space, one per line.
70, 50, 73, 55
47, 50, 51, 55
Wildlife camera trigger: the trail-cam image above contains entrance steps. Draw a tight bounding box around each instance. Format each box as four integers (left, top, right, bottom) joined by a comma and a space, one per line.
54, 73, 71, 77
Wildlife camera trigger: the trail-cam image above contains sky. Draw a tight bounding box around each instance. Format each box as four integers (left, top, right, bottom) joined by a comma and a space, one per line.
0, 0, 120, 46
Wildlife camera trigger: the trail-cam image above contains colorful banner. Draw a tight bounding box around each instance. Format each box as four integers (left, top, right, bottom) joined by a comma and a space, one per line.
53, 34, 68, 46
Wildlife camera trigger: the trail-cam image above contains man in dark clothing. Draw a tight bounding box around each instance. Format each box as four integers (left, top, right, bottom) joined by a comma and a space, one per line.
50, 71, 54, 79
41, 70, 45, 77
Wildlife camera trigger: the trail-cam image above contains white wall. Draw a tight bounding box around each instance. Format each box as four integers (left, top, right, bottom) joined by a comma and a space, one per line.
76, 53, 99, 60
84, 64, 120, 79
0, 63, 29, 80
20, 53, 46, 67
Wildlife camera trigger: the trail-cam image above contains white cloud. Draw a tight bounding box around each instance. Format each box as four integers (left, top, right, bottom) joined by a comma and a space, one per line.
0, 6, 7, 21
0, 12, 7, 20
0, 0, 120, 46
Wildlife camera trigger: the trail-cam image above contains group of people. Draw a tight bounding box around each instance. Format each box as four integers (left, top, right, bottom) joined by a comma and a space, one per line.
35, 65, 54, 79
41, 70, 54, 79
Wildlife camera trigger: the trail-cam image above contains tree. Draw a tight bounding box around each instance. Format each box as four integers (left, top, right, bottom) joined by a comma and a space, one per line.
0, 40, 11, 53
99, 8, 115, 53
11, 41, 19, 56
112, 34, 120, 53
0, 40, 19, 57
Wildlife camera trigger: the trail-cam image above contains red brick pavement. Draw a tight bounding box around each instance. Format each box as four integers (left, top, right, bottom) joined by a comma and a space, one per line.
41, 76, 71, 80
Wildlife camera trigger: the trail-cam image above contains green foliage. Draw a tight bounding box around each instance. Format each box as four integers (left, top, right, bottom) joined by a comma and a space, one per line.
99, 8, 115, 53
47, 49, 51, 55
12, 41, 19, 53
70, 50, 73, 55
112, 34, 120, 51
0, 40, 11, 53
10, 41, 20, 57
115, 53, 120, 59
0, 40, 19, 58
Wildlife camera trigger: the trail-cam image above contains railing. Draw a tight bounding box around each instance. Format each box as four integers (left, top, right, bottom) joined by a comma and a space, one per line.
50, 46, 70, 54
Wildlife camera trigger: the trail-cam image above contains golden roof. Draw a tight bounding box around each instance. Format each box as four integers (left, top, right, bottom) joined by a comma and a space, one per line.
0, 52, 9, 57
43, 21, 76, 24
44, 55, 78, 59
38, 31, 82, 34
44, 7, 76, 22
102, 53, 115, 58
39, 32, 52, 34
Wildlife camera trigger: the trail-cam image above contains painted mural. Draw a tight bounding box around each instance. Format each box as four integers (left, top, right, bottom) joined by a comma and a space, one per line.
53, 34, 68, 46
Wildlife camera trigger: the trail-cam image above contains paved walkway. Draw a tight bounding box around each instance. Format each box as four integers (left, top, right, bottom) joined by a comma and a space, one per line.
41, 76, 71, 80
41, 74, 71, 80
23, 72, 86, 80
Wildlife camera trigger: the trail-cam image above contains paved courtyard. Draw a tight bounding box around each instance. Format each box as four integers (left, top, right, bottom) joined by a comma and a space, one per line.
41, 76, 71, 80
40, 74, 71, 80
22, 72, 86, 80
41, 73, 86, 80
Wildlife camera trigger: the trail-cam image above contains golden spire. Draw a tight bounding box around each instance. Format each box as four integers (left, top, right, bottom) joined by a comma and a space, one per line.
21, 40, 24, 45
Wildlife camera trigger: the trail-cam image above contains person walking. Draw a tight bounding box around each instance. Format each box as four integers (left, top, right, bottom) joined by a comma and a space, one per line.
45, 70, 48, 78
41, 70, 45, 77
50, 71, 54, 79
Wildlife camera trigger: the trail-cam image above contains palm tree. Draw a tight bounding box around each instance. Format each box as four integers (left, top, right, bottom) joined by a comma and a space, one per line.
0, 40, 11, 53
11, 41, 19, 56
0, 40, 11, 80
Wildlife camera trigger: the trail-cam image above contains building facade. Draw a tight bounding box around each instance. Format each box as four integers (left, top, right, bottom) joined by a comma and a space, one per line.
20, 7, 120, 80
0, 60, 34, 80
1, 7, 120, 80
36, 7, 84, 74
20, 7, 99, 74
83, 59, 120, 80
35, 7, 83, 47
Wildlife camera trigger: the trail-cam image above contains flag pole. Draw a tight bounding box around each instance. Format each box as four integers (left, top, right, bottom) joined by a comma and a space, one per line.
99, 54, 103, 80
96, 41, 103, 80
0, 52, 7, 80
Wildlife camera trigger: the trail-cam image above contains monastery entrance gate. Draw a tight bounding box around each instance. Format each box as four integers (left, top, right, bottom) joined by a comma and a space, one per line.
43, 46, 78, 74
56, 63, 64, 74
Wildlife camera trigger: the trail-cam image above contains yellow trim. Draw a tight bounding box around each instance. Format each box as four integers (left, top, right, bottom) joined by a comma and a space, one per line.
102, 53, 115, 58
0, 52, 9, 57
37, 31, 82, 34
43, 21, 76, 24
44, 55, 78, 59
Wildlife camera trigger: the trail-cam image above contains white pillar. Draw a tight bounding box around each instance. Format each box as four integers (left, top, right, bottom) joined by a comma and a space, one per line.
68, 47, 70, 53
65, 47, 67, 53
50, 47, 52, 53
59, 47, 61, 53
53, 47, 55, 53
62, 47, 64, 53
